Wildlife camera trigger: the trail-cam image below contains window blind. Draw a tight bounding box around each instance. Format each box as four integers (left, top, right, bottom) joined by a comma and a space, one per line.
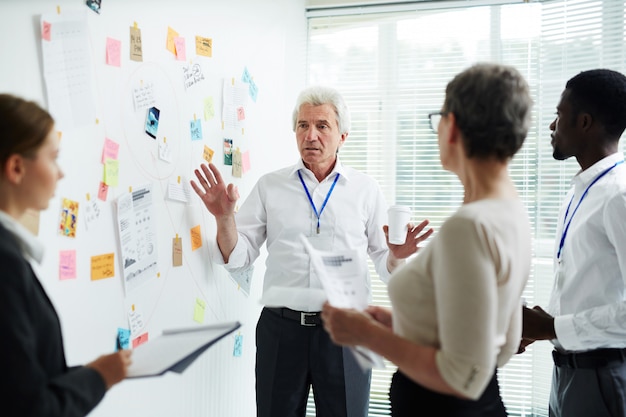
304, 1, 626, 416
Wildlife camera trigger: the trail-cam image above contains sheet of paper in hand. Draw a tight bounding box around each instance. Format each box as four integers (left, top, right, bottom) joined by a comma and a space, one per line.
300, 235, 385, 370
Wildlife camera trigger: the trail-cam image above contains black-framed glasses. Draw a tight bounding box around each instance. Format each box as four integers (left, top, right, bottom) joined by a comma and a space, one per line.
428, 112, 445, 133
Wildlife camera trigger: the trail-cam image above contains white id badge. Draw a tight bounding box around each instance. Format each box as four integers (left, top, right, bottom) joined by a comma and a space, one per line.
306, 231, 334, 251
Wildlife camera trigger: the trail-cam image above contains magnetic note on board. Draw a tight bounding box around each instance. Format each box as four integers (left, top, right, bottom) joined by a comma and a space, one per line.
91, 252, 115, 280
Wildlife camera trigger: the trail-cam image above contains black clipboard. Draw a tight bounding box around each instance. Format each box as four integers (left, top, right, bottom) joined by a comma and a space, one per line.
127, 321, 241, 378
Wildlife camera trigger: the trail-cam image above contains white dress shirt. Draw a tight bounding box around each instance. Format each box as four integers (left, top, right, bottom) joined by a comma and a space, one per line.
210, 158, 392, 312
549, 152, 626, 352
0, 211, 43, 264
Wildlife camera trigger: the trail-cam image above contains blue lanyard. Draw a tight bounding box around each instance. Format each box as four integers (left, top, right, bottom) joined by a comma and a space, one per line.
557, 160, 624, 259
298, 170, 340, 234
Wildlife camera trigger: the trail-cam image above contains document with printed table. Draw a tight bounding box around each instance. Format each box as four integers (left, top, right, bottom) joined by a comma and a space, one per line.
300, 235, 386, 371
127, 321, 241, 378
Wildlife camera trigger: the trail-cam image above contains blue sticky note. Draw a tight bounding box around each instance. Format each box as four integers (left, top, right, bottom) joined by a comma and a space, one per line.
117, 327, 131, 350
190, 119, 202, 141
248, 80, 258, 103
241, 66, 251, 84
233, 334, 243, 357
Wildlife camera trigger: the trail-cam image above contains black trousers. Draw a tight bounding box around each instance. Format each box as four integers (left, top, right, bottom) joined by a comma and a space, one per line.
390, 369, 507, 417
255, 307, 371, 417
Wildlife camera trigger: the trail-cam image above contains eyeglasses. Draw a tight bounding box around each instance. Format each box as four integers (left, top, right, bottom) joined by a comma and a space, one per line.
428, 112, 445, 133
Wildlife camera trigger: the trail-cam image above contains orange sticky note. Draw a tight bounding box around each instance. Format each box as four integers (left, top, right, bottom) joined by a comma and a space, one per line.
91, 253, 115, 280
203, 145, 214, 163
195, 36, 212, 57
191, 225, 202, 251
166, 26, 179, 55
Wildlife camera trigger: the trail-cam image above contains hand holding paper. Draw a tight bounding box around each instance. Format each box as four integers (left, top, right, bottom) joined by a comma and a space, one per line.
300, 235, 385, 370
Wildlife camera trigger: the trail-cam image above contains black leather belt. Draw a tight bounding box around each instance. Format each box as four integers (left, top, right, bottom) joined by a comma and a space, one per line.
552, 348, 626, 369
266, 307, 322, 326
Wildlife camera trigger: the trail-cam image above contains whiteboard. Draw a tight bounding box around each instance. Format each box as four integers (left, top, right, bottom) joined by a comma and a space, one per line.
0, 0, 306, 416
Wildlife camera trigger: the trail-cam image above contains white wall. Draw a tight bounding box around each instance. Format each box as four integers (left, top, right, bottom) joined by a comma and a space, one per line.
0, 0, 305, 416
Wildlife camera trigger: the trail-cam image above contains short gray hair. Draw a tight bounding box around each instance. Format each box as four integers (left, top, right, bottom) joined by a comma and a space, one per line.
291, 85, 351, 134
443, 63, 533, 160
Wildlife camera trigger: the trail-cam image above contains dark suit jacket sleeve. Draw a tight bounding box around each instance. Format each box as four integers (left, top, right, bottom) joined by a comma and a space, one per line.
0, 228, 107, 417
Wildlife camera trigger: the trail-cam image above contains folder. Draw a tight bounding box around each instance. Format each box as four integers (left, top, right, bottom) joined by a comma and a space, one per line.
127, 320, 241, 378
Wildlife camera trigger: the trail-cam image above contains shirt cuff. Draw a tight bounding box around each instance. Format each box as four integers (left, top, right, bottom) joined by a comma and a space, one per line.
208, 237, 247, 269
553, 313, 581, 351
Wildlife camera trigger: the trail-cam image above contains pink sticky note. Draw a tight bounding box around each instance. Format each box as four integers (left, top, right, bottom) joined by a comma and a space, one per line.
101, 138, 120, 164
42, 21, 51, 41
242, 150, 251, 173
59, 250, 77, 280
237, 106, 246, 121
174, 36, 186, 61
98, 181, 109, 201
132, 332, 149, 348
106, 37, 122, 67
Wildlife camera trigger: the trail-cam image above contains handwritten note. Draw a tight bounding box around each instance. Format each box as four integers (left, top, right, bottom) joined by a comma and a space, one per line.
159, 140, 172, 162
190, 118, 202, 141
83, 198, 102, 231
232, 149, 242, 178
173, 236, 182, 266
174, 36, 186, 61
101, 137, 120, 163
106, 37, 121, 67
98, 181, 109, 201
91, 252, 115, 280
203, 96, 214, 120
132, 332, 149, 348
117, 328, 131, 350
132, 82, 156, 112
128, 306, 145, 335
203, 145, 214, 163
59, 250, 77, 280
196, 36, 212, 57
183, 62, 205, 90
191, 225, 202, 251
104, 159, 119, 186
42, 21, 51, 41
130, 25, 143, 62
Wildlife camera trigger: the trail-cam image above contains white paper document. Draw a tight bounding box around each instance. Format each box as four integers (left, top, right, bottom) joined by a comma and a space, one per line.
127, 321, 241, 378
300, 236, 385, 370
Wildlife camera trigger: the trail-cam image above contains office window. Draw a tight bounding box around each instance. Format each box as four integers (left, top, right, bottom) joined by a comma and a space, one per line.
305, 1, 626, 416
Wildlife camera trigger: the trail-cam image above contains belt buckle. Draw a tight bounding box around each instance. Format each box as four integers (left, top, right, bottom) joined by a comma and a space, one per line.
300, 312, 317, 326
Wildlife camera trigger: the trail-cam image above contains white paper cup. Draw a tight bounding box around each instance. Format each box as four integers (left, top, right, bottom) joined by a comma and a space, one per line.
387, 205, 411, 245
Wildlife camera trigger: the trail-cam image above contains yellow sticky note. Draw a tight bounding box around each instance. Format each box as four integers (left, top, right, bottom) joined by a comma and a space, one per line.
91, 253, 115, 280
195, 36, 212, 57
166, 26, 179, 55
190, 225, 202, 251
103, 159, 119, 187
203, 145, 214, 163
193, 298, 206, 323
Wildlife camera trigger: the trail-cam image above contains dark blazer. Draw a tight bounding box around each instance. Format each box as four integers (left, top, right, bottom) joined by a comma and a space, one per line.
0, 223, 106, 416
